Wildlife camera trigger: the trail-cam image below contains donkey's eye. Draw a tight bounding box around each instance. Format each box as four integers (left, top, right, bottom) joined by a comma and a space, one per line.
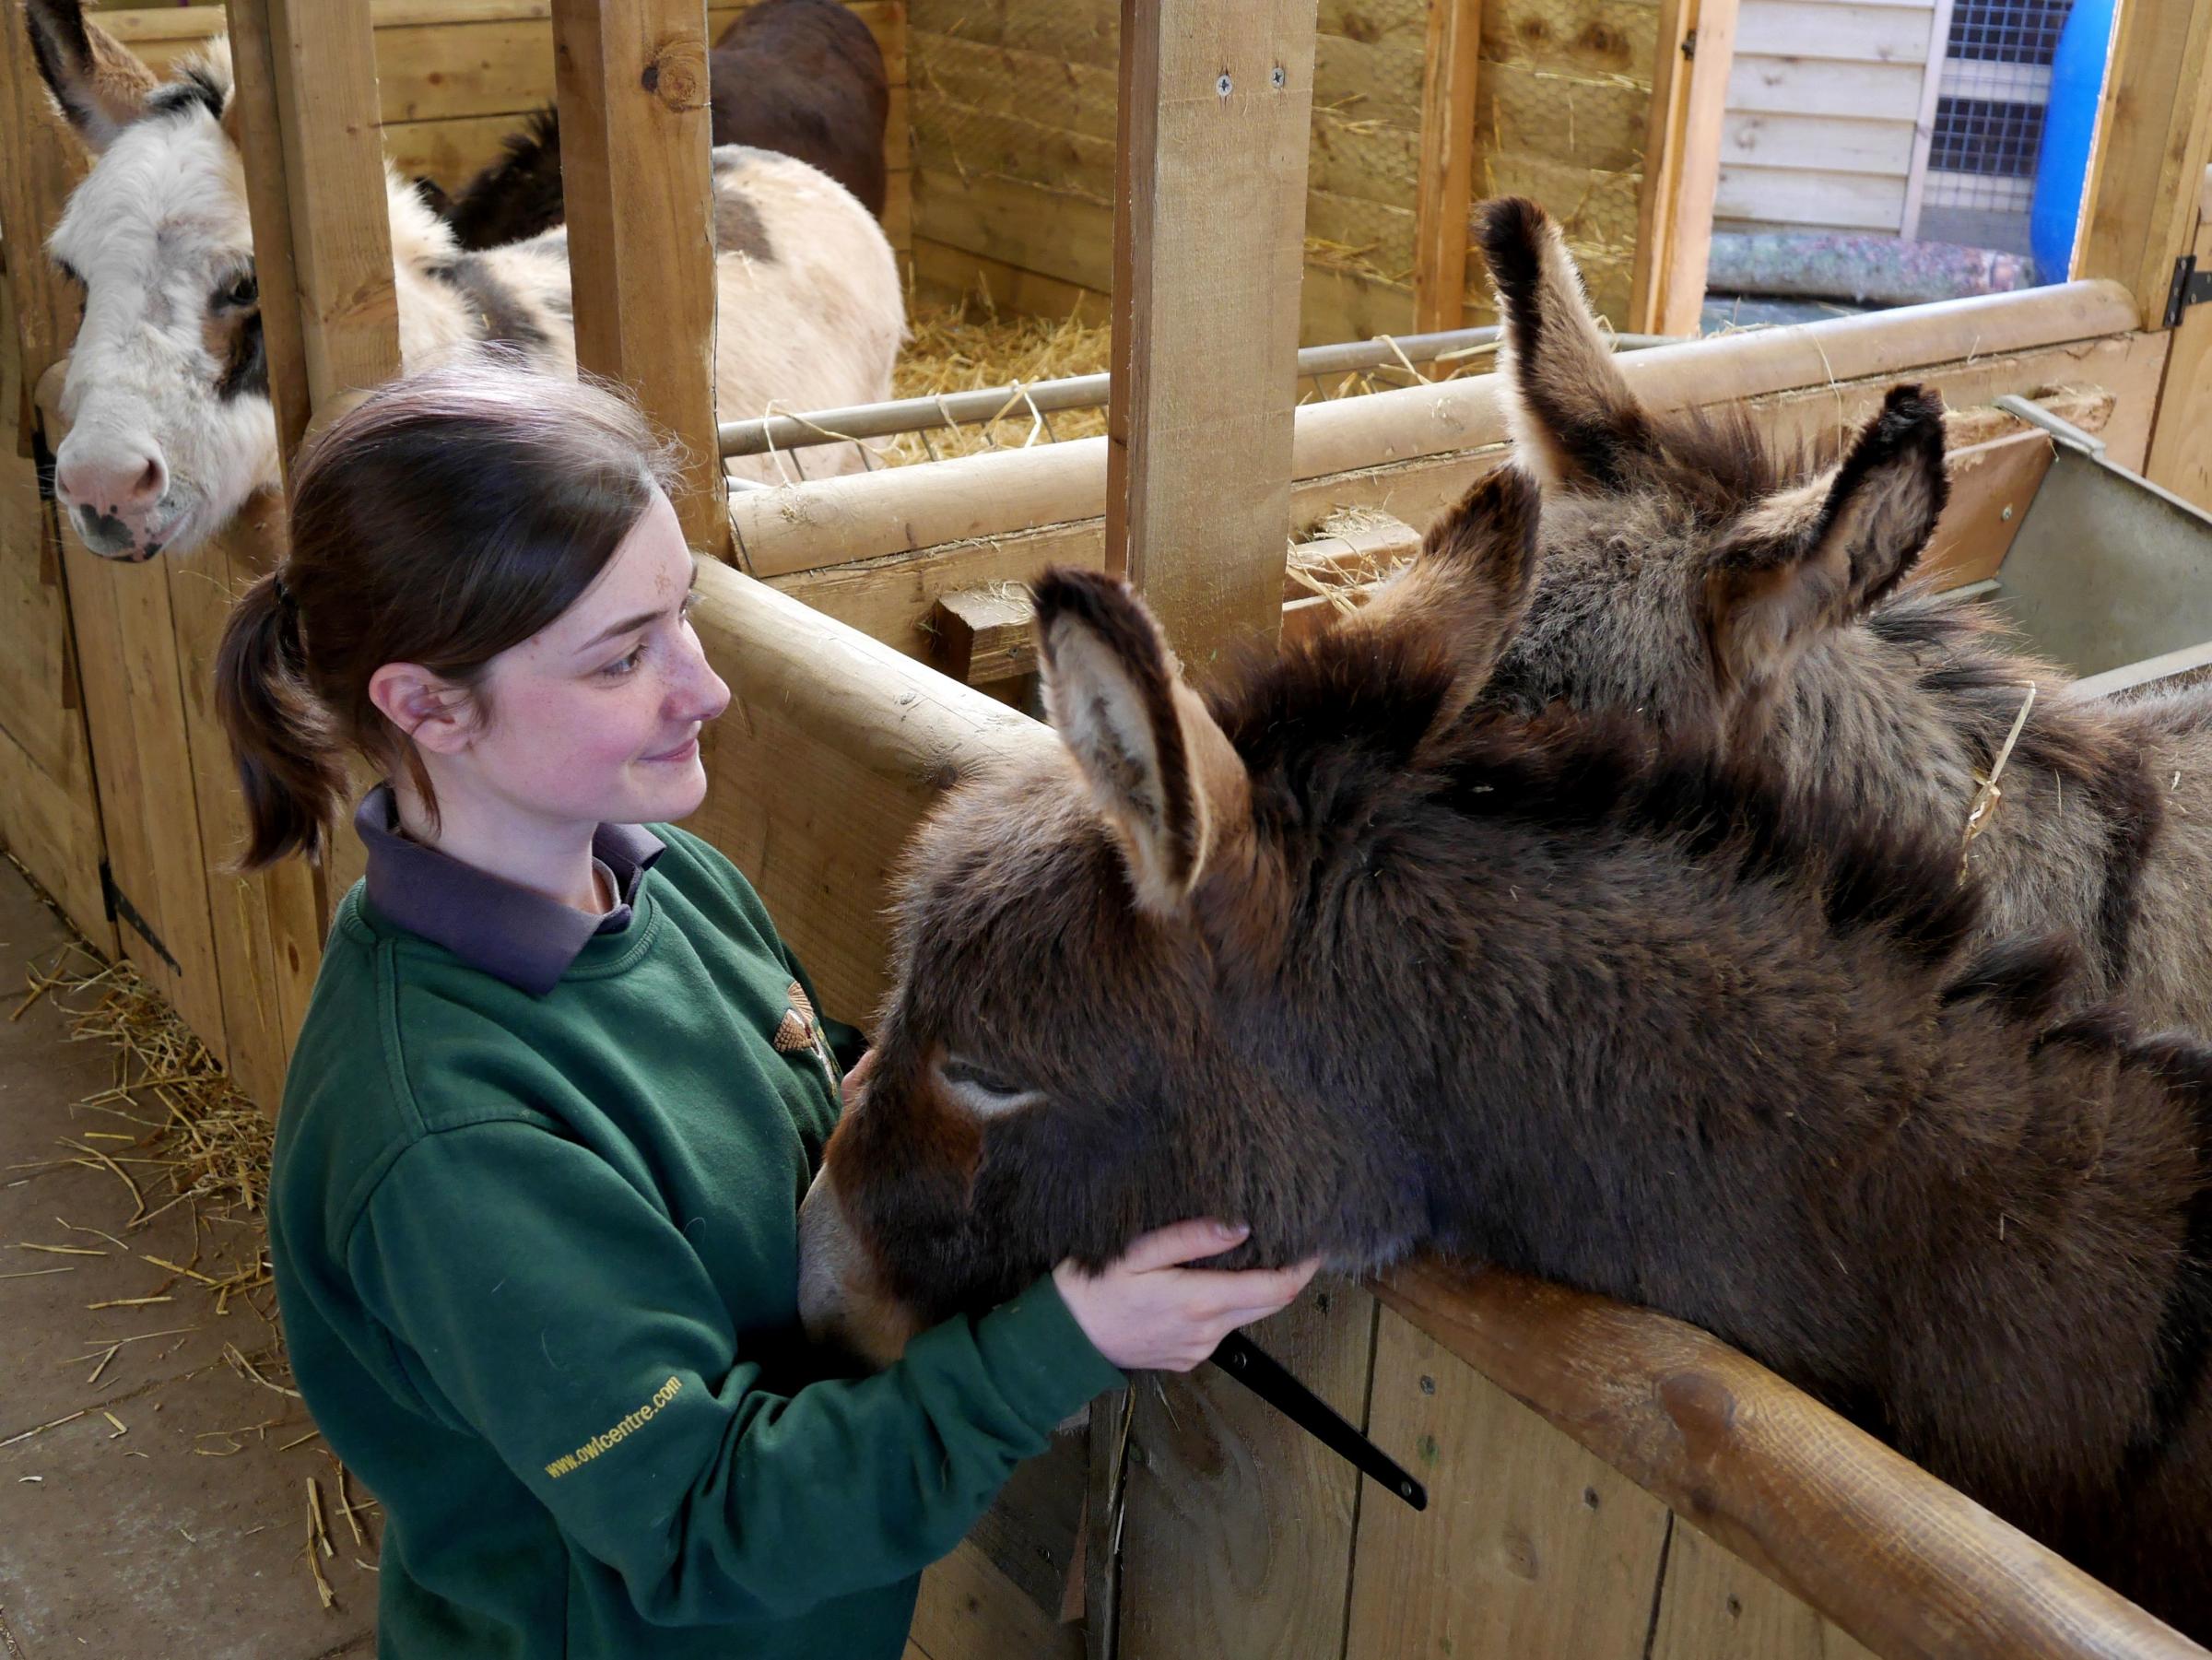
52, 257, 82, 288
933, 1057, 1035, 1124
216, 271, 258, 310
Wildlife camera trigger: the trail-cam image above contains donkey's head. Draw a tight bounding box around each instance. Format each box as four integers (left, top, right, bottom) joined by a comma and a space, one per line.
23, 1, 278, 559
797, 472, 1545, 1364
1473, 197, 1951, 736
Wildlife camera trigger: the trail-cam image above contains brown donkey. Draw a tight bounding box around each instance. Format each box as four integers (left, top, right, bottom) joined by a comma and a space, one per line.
1472, 194, 2212, 1030
797, 471, 2212, 1638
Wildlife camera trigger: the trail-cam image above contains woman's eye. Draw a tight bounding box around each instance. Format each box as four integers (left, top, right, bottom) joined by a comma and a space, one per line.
601, 644, 644, 677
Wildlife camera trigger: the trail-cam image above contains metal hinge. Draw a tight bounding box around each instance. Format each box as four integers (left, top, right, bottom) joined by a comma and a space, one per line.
99, 860, 182, 977
2163, 253, 2212, 328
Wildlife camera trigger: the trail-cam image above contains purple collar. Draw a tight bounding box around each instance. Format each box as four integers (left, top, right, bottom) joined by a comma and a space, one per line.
353, 783, 665, 996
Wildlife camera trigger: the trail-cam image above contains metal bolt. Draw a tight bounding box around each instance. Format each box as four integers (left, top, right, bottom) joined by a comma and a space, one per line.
2002, 503, 2015, 521
1217, 71, 1232, 97
1418, 1374, 1437, 1395
1272, 65, 1287, 88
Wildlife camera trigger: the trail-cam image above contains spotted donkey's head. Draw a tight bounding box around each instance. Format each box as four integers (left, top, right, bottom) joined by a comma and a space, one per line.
27, 1, 348, 559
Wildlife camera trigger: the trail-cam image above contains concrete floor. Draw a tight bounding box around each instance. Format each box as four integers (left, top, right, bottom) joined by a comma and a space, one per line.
0, 862, 376, 1658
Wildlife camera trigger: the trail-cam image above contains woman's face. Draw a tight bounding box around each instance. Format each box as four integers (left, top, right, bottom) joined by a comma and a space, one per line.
465, 489, 732, 830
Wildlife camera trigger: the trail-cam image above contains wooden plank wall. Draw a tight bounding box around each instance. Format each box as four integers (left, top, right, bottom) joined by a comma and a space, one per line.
1716, 0, 1945, 236
906, 0, 1667, 336
88, 0, 912, 253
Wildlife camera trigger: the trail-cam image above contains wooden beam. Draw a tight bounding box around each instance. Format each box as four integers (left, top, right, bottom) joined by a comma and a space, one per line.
1374, 1261, 2206, 1660
221, 0, 312, 480
731, 280, 2143, 577
1413, 0, 1481, 335
1631, 0, 1741, 336
2076, 0, 2212, 319
1102, 0, 1319, 663
550, 0, 731, 558
1899, 0, 1962, 241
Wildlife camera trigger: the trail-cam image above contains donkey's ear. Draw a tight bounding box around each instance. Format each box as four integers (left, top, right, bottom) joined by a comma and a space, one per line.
1352, 466, 1543, 702
1703, 386, 1949, 698
23, 0, 158, 151
1034, 569, 1250, 919
1475, 196, 1653, 492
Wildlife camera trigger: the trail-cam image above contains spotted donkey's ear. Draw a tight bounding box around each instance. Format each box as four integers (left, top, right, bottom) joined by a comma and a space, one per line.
1476, 196, 1657, 493
1033, 569, 1251, 919
1702, 384, 1950, 701
23, 0, 159, 151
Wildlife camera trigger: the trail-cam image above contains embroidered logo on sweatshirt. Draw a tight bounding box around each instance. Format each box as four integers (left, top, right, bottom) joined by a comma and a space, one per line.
774, 981, 839, 1094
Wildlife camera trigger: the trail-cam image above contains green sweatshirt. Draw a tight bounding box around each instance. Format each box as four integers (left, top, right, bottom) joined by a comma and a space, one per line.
268, 822, 1121, 1658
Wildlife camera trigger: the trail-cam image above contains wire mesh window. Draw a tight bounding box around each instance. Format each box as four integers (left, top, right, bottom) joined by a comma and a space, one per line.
1945, 0, 2072, 64
1924, 0, 2070, 212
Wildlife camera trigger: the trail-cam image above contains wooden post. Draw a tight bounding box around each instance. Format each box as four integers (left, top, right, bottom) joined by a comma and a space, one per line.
1412, 0, 1481, 335
1102, 0, 1318, 664
226, 0, 398, 467
551, 0, 732, 559
2075, 0, 2212, 315
1630, 0, 1741, 336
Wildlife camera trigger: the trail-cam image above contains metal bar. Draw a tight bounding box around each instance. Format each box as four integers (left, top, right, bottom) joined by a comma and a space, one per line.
1209, 1331, 1429, 1510
717, 328, 1679, 458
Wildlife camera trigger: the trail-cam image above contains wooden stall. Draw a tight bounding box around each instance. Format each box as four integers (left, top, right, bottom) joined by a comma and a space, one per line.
906, 0, 1735, 341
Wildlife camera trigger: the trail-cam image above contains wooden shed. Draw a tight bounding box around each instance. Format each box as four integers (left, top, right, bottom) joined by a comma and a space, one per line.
5, 0, 2212, 1655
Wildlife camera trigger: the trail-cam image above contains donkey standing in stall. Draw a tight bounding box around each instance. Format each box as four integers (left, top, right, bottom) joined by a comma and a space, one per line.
1467, 195, 2212, 1032
21, 0, 901, 562
794, 472, 2212, 1637
435, 0, 889, 251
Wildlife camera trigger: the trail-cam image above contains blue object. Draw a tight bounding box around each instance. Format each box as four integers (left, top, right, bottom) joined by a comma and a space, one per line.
2031, 0, 2118, 283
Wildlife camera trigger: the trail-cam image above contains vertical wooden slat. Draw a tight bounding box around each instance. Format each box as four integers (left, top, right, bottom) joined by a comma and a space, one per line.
2146, 187, 2212, 512
1343, 1306, 1676, 1659
1630, 0, 1740, 337
1412, 0, 1481, 335
2075, 0, 2212, 314
551, 0, 732, 559
1112, 1288, 1374, 1658
1647, 1521, 1881, 1660
0, 9, 87, 455
1102, 0, 1318, 662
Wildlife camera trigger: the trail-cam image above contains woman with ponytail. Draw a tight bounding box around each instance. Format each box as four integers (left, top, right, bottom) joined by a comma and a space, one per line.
216, 361, 1312, 1660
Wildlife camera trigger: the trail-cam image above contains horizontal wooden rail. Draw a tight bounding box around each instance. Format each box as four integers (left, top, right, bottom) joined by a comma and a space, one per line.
1373, 1261, 2207, 1660
729, 281, 2142, 579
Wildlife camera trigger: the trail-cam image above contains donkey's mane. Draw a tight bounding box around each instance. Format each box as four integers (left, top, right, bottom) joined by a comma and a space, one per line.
1211, 615, 2085, 1009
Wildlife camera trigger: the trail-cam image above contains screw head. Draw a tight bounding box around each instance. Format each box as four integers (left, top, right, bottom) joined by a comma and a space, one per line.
1217, 71, 1232, 97
1272, 65, 1287, 88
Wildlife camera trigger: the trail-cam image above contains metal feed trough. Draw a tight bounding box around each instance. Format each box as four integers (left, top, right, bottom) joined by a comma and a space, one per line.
1989, 394, 2212, 694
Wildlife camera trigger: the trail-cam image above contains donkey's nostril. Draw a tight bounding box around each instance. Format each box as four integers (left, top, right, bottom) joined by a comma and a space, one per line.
135, 455, 167, 502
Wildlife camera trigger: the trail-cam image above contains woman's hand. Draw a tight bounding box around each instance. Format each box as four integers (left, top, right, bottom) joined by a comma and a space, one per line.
1053, 1220, 1322, 1372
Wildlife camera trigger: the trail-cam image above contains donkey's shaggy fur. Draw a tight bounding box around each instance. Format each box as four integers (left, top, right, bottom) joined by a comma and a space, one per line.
799, 471, 2212, 1639
24, 0, 900, 561
1472, 195, 2212, 1031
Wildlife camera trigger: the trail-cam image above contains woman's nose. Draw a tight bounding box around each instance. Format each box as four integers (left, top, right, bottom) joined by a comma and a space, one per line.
671, 630, 732, 724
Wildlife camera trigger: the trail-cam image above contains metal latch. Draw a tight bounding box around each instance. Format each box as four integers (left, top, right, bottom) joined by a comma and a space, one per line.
2163, 253, 2212, 329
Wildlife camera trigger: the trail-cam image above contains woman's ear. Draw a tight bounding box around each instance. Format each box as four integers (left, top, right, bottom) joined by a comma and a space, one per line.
368, 663, 478, 756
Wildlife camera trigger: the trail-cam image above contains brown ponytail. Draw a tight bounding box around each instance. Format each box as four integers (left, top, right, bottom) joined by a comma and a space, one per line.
213, 359, 681, 868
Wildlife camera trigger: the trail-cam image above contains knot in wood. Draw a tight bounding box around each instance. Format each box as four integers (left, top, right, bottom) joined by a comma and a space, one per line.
640, 39, 710, 112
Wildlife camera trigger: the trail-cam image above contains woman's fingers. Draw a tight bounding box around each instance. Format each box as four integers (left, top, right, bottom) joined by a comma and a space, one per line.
1114, 1219, 1250, 1274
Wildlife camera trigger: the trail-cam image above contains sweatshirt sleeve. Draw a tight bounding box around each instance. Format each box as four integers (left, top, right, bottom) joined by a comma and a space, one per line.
346, 1119, 1120, 1626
